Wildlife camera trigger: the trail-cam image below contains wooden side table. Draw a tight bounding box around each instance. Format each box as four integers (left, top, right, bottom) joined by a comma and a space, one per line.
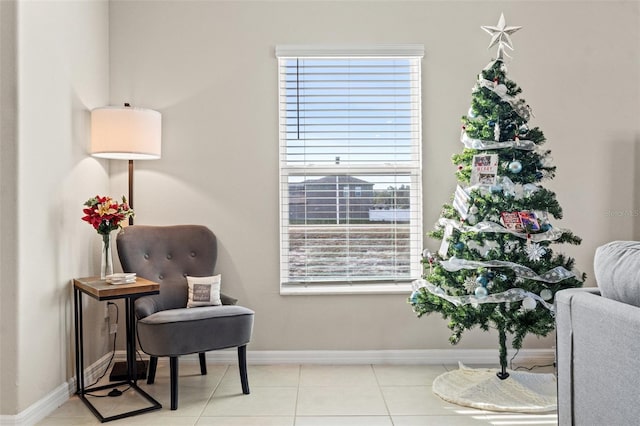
73, 277, 162, 422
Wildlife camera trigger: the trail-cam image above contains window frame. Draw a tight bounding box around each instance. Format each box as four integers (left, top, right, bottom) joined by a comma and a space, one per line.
276, 45, 424, 295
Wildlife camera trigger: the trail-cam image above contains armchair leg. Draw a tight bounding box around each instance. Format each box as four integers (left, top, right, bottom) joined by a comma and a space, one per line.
147, 356, 158, 384
238, 345, 250, 394
170, 356, 179, 410
199, 352, 207, 375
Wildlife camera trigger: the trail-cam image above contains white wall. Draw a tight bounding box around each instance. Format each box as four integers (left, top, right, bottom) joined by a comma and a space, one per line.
0, 0, 110, 415
108, 0, 640, 354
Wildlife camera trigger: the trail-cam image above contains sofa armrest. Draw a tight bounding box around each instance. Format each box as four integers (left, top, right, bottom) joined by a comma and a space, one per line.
555, 286, 600, 305
556, 289, 640, 425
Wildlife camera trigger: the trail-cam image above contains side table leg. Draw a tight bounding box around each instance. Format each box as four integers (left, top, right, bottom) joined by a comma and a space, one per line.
125, 298, 137, 382
74, 289, 85, 394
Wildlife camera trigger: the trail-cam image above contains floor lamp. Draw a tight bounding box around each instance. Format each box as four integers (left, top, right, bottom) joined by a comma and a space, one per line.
90, 103, 162, 380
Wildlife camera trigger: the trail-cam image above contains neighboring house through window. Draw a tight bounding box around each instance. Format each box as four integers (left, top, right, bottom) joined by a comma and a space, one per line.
277, 45, 424, 294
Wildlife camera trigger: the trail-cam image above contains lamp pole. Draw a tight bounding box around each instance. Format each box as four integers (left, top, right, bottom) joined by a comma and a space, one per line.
128, 159, 134, 225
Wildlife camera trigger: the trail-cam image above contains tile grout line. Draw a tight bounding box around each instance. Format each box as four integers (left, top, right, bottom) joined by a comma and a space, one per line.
370, 363, 394, 425
196, 362, 230, 422
294, 363, 302, 425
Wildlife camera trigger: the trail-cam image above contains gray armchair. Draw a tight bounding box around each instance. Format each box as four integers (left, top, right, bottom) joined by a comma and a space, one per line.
116, 225, 254, 410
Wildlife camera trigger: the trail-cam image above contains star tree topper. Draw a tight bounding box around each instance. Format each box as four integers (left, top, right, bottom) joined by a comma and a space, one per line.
481, 13, 522, 59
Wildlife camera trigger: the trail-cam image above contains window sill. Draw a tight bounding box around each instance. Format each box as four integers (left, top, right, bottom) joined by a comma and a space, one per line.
280, 282, 414, 296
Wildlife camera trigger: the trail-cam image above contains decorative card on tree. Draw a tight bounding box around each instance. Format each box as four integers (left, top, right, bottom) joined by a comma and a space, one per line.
453, 185, 471, 219
470, 154, 498, 185
438, 223, 454, 258
500, 212, 524, 231
518, 211, 540, 232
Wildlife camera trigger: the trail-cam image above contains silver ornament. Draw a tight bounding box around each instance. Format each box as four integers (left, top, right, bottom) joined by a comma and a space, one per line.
522, 296, 537, 311
475, 286, 488, 298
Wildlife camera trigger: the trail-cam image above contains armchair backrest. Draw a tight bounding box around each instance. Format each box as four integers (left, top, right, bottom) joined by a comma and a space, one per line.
116, 225, 217, 317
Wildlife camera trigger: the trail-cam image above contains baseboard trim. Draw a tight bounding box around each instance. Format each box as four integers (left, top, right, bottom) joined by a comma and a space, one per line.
2, 348, 554, 425
0, 352, 113, 426
141, 348, 555, 367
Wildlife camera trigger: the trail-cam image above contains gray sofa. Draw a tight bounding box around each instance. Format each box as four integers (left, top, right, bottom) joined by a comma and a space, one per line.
556, 241, 640, 425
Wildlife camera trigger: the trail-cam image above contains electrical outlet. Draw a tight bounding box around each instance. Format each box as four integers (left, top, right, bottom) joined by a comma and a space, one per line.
109, 324, 118, 334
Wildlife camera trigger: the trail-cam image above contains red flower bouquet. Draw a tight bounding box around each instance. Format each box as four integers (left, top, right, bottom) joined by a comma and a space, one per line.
82, 195, 133, 235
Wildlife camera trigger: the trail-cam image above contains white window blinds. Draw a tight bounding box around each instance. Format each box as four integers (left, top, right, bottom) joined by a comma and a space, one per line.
277, 45, 424, 287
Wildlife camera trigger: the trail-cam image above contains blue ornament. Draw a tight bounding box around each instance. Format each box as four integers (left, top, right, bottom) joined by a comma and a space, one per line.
476, 275, 488, 286
486, 271, 495, 279
508, 160, 523, 174
409, 290, 420, 304
519, 124, 529, 135
490, 184, 503, 193
535, 171, 544, 180
475, 286, 488, 298
454, 242, 465, 250
540, 223, 551, 232
488, 120, 496, 127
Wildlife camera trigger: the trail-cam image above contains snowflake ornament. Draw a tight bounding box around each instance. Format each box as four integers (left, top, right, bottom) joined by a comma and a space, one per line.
463, 276, 478, 294
526, 242, 547, 262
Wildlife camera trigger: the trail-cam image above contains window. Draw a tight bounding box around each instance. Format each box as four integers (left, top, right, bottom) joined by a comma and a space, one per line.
277, 45, 424, 293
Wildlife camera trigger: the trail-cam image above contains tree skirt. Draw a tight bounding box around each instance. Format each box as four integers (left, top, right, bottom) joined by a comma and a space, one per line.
432, 363, 556, 413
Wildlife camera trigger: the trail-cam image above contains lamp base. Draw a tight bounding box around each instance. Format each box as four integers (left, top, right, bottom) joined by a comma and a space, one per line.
109, 360, 147, 381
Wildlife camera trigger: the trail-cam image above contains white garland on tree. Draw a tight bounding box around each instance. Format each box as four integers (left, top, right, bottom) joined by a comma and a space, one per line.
440, 257, 577, 283
438, 218, 565, 243
412, 279, 554, 312
460, 131, 535, 151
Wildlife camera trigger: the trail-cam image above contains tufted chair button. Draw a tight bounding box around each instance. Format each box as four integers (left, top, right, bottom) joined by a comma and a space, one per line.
144, 253, 149, 259
158, 274, 164, 280
166, 254, 172, 260
190, 252, 196, 257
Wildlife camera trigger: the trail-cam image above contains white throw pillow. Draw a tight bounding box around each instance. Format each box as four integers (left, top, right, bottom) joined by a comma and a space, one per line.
186, 274, 222, 308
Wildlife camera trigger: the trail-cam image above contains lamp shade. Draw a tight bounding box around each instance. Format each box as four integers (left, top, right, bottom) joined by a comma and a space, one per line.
91, 106, 161, 160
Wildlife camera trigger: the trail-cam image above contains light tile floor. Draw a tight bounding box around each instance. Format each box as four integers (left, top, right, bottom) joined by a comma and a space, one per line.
39, 361, 557, 425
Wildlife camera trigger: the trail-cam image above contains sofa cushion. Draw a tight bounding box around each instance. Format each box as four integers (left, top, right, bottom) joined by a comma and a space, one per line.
594, 241, 640, 307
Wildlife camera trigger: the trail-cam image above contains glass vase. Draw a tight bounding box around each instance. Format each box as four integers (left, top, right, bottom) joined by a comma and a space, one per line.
100, 232, 113, 280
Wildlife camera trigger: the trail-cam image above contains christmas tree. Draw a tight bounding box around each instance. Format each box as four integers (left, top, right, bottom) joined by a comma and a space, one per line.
409, 14, 585, 379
